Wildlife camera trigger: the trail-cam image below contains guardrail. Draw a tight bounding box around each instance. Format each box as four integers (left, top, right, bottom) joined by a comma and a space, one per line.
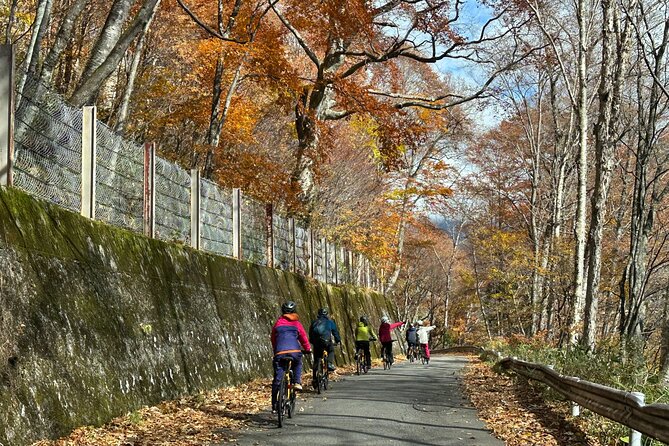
484, 351, 669, 445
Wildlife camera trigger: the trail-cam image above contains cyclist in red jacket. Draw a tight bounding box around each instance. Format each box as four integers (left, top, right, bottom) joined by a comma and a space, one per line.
271, 301, 311, 412
378, 316, 405, 365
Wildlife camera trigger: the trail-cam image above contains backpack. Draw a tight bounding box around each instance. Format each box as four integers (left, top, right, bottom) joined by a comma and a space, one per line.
312, 318, 331, 341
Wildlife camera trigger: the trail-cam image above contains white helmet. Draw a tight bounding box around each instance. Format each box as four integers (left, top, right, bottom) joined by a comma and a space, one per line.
381, 316, 390, 323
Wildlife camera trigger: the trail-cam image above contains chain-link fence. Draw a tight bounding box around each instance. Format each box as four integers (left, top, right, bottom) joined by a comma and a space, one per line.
14, 76, 82, 213
6, 71, 381, 291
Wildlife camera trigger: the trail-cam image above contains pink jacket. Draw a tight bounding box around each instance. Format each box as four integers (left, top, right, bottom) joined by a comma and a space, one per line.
378, 321, 404, 343
271, 313, 311, 356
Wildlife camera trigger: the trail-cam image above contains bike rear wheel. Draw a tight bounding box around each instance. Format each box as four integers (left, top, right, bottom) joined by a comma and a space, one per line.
277, 377, 286, 427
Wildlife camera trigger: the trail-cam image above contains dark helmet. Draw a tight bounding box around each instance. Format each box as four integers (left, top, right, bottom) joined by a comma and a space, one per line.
281, 301, 297, 314
318, 307, 329, 317
360, 316, 369, 324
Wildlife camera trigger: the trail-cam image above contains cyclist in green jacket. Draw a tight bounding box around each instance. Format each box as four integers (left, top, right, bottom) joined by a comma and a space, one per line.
355, 316, 376, 369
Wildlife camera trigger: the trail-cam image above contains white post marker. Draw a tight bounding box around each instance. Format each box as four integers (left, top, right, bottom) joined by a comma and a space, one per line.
190, 169, 201, 249
81, 106, 97, 219
0, 45, 14, 187
629, 392, 645, 446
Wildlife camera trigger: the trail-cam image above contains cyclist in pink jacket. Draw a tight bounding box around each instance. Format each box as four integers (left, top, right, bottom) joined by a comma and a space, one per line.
270, 301, 311, 412
378, 316, 405, 365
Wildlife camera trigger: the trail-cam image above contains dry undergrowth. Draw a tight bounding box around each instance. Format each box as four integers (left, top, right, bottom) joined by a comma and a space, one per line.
462, 358, 603, 446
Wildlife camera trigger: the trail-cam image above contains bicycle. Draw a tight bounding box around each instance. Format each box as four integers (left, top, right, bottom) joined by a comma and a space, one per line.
382, 340, 397, 370
276, 357, 297, 428
420, 344, 429, 365
407, 344, 418, 363
355, 346, 368, 375
315, 349, 330, 394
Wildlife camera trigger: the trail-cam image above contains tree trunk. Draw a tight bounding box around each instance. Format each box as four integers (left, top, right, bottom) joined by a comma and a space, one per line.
113, 24, 150, 132
16, 0, 52, 100
5, 0, 19, 44
39, 0, 88, 86
69, 0, 161, 107
79, 0, 134, 84
570, 0, 590, 346
583, 0, 631, 351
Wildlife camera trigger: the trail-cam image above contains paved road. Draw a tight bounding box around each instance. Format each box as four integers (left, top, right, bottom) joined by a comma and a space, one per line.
235, 355, 504, 445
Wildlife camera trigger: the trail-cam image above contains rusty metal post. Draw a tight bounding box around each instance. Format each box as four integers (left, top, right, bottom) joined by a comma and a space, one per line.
0, 45, 14, 187
143, 142, 155, 238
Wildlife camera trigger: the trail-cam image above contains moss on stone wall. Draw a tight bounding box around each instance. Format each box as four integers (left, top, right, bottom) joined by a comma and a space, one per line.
0, 188, 395, 445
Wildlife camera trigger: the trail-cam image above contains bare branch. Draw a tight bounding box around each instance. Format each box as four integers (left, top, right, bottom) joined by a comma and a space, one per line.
177, 0, 250, 43
269, 0, 321, 68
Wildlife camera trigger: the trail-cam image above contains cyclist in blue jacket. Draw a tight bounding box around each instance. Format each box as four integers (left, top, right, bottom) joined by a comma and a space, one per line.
309, 308, 341, 387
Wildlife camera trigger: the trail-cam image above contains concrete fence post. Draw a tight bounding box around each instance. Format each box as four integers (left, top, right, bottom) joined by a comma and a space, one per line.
630, 392, 645, 446
365, 257, 371, 288
308, 228, 315, 278
143, 142, 155, 238
232, 188, 241, 259
333, 244, 339, 285
289, 217, 296, 273
0, 45, 14, 187
266, 203, 274, 268
81, 106, 97, 219
323, 237, 328, 283
347, 250, 353, 284
190, 169, 201, 250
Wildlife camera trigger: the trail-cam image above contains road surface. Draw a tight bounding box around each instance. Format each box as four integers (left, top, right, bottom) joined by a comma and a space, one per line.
234, 354, 504, 445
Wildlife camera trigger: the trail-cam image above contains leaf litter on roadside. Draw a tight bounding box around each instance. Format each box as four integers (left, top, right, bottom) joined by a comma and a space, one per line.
462, 358, 603, 446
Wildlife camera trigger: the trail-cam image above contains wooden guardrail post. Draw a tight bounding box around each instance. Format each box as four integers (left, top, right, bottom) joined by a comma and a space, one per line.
630, 392, 644, 446
0, 45, 14, 187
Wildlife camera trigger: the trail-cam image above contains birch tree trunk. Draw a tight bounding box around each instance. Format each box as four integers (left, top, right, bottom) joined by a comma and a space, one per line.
570, 0, 590, 346
69, 0, 162, 107
582, 0, 632, 351
16, 0, 52, 100
79, 0, 134, 85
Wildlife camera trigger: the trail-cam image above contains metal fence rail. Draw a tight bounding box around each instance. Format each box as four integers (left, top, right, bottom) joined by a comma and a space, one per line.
494, 354, 669, 445
0, 45, 382, 292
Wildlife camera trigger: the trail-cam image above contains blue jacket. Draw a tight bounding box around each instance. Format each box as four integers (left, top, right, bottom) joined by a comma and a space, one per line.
309, 315, 341, 345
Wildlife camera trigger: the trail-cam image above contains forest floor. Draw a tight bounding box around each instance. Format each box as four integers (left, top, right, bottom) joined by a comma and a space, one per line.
462, 357, 603, 446
32, 355, 602, 446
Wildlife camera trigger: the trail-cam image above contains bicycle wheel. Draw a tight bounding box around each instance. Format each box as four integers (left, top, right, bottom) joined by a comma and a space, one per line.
322, 361, 329, 390
316, 368, 323, 394
277, 377, 286, 427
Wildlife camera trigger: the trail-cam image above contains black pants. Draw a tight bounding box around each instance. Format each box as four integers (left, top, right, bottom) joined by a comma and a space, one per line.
355, 340, 371, 367
382, 341, 394, 363
312, 340, 334, 381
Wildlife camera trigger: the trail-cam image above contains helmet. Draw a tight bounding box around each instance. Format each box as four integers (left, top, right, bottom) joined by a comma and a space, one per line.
318, 307, 329, 317
381, 316, 390, 324
360, 316, 369, 324
281, 301, 297, 314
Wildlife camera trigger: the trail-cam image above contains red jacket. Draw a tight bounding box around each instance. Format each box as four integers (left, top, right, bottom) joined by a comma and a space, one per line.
271, 313, 311, 356
378, 321, 404, 343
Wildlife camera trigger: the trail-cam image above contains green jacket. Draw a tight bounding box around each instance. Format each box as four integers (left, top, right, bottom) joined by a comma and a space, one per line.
355, 322, 376, 341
